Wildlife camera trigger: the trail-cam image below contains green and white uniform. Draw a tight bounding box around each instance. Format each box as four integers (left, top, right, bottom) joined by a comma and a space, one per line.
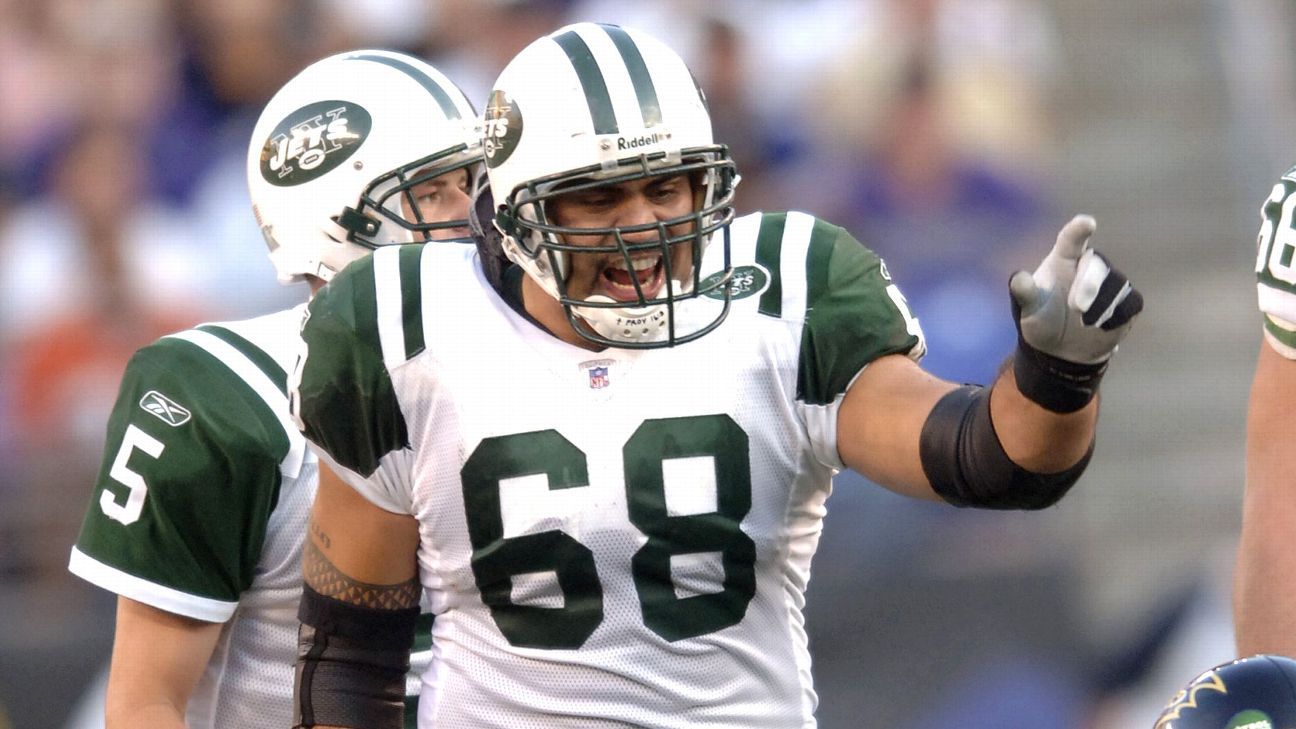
1257, 164, 1296, 358
68, 306, 429, 728
295, 211, 925, 728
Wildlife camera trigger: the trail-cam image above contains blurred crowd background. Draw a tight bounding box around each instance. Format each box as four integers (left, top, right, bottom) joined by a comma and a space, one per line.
0, 0, 1289, 726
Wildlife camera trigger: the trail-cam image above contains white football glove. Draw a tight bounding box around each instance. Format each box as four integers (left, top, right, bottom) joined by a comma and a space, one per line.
1010, 215, 1143, 366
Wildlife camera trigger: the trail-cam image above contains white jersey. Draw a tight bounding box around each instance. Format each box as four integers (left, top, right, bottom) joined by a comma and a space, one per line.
294, 211, 924, 728
69, 306, 430, 728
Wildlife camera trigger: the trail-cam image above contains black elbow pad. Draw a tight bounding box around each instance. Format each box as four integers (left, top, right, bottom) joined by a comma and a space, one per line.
918, 385, 1093, 510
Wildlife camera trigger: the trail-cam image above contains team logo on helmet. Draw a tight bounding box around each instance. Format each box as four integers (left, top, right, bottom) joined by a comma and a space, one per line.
483, 89, 523, 169
1156, 670, 1229, 728
702, 265, 768, 301
260, 100, 372, 187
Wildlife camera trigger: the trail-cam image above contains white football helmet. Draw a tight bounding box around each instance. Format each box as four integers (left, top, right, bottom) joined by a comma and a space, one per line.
483, 23, 739, 348
248, 50, 481, 284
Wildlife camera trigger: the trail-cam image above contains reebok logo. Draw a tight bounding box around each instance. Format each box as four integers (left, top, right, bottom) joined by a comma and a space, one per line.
139, 391, 191, 427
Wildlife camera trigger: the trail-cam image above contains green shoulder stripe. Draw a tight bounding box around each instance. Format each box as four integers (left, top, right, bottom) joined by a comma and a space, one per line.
397, 244, 426, 359
163, 329, 301, 475
370, 244, 428, 365
796, 221, 923, 406
755, 213, 788, 317
196, 325, 289, 394
297, 249, 409, 476
803, 217, 838, 309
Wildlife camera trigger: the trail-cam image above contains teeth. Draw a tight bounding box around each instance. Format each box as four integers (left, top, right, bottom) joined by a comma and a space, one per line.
608, 257, 660, 273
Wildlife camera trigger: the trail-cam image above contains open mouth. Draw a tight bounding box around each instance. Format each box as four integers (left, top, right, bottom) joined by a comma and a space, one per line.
600, 255, 665, 302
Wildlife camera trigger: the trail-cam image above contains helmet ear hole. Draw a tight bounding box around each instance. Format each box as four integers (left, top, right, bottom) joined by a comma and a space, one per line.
469, 180, 495, 240
494, 208, 519, 239
471, 181, 512, 291
335, 207, 381, 241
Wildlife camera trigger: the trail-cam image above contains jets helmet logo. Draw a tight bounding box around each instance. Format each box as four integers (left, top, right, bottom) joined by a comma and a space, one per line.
483, 89, 523, 168
260, 100, 372, 187
139, 390, 192, 427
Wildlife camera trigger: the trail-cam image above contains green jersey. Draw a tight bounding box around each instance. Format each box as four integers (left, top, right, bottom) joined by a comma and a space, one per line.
69, 305, 428, 728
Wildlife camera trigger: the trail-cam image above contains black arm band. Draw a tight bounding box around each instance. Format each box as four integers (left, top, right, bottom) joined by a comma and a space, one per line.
919, 385, 1094, 510
1011, 336, 1107, 413
294, 583, 420, 729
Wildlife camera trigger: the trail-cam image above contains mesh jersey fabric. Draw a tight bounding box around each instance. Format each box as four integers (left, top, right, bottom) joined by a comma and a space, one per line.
295, 211, 923, 728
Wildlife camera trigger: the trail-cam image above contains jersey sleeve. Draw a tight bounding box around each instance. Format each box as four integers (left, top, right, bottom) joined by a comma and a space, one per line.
794, 218, 926, 469
69, 335, 291, 622
292, 248, 415, 513
1255, 165, 1296, 358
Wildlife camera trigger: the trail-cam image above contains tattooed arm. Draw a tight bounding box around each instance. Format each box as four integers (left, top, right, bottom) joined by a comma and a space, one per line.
293, 465, 421, 729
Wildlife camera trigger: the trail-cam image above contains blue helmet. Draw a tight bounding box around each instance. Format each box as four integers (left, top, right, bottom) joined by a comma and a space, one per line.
1155, 654, 1296, 728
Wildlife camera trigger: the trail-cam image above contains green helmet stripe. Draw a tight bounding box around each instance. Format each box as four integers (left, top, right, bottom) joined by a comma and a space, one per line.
755, 213, 788, 317
346, 53, 462, 120
195, 324, 289, 393
552, 30, 619, 134
398, 245, 426, 360
599, 24, 662, 127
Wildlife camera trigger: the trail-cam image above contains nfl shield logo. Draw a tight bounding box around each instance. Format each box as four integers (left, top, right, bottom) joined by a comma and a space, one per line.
588, 366, 609, 389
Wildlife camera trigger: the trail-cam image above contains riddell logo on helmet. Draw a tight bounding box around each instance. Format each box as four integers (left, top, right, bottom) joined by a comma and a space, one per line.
617, 131, 669, 151
261, 100, 372, 187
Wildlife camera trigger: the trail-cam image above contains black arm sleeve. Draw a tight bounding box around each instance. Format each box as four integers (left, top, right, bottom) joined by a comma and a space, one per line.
918, 385, 1094, 510
294, 584, 420, 729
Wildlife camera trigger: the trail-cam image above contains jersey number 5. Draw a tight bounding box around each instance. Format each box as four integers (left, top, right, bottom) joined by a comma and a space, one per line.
100, 424, 165, 525
461, 413, 756, 649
